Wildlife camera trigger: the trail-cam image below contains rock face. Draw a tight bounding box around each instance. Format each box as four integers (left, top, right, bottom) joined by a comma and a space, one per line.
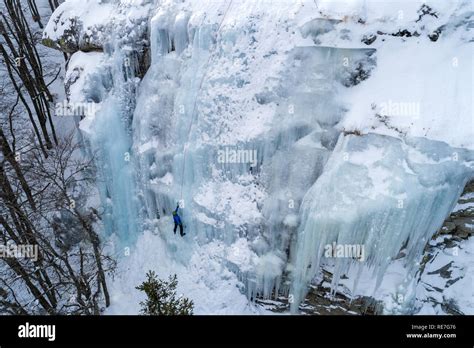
439, 181, 474, 239
361, 34, 377, 45
258, 289, 382, 315
42, 0, 151, 54
42, 8, 108, 53
258, 270, 383, 315
415, 180, 474, 315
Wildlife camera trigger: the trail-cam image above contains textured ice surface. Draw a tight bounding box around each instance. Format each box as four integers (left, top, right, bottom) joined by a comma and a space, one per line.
290, 133, 474, 311
132, 8, 377, 297
44, 0, 474, 313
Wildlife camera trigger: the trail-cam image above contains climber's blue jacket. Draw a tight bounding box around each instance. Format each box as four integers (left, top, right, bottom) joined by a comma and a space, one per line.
172, 206, 182, 225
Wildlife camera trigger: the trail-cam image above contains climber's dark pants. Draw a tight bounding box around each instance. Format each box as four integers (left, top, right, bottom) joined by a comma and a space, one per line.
174, 223, 184, 236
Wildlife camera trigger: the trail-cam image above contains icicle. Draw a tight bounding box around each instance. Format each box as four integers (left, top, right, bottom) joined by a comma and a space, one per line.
290, 134, 473, 312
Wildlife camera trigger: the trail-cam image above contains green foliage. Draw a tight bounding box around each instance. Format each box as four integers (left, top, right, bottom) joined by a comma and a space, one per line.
136, 271, 194, 315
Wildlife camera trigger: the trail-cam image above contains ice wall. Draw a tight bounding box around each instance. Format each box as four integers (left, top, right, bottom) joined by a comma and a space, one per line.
85, 55, 142, 244
70, 1, 153, 245
131, 0, 378, 299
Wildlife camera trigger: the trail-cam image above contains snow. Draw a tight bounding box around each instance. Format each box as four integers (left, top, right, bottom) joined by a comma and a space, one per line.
440, 239, 474, 314
43, 0, 114, 44
416, 236, 474, 314
106, 231, 267, 314
156, 172, 174, 186
194, 175, 265, 228
453, 201, 474, 212
339, 257, 417, 314
66, 51, 105, 104
453, 191, 474, 212
311, 0, 474, 150
340, 38, 473, 149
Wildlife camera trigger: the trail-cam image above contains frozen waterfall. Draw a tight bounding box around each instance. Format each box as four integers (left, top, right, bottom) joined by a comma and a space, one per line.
43, 0, 474, 313
132, 4, 381, 300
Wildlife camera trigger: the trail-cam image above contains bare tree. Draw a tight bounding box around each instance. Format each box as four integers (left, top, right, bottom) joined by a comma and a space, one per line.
0, 131, 115, 314
47, 0, 62, 13
0, 0, 62, 155
0, 0, 113, 315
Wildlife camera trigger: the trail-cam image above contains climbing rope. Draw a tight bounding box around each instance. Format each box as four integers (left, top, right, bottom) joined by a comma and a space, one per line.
179, 0, 234, 200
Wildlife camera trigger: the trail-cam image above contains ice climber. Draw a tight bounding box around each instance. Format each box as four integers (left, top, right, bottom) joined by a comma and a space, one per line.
172, 203, 185, 237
